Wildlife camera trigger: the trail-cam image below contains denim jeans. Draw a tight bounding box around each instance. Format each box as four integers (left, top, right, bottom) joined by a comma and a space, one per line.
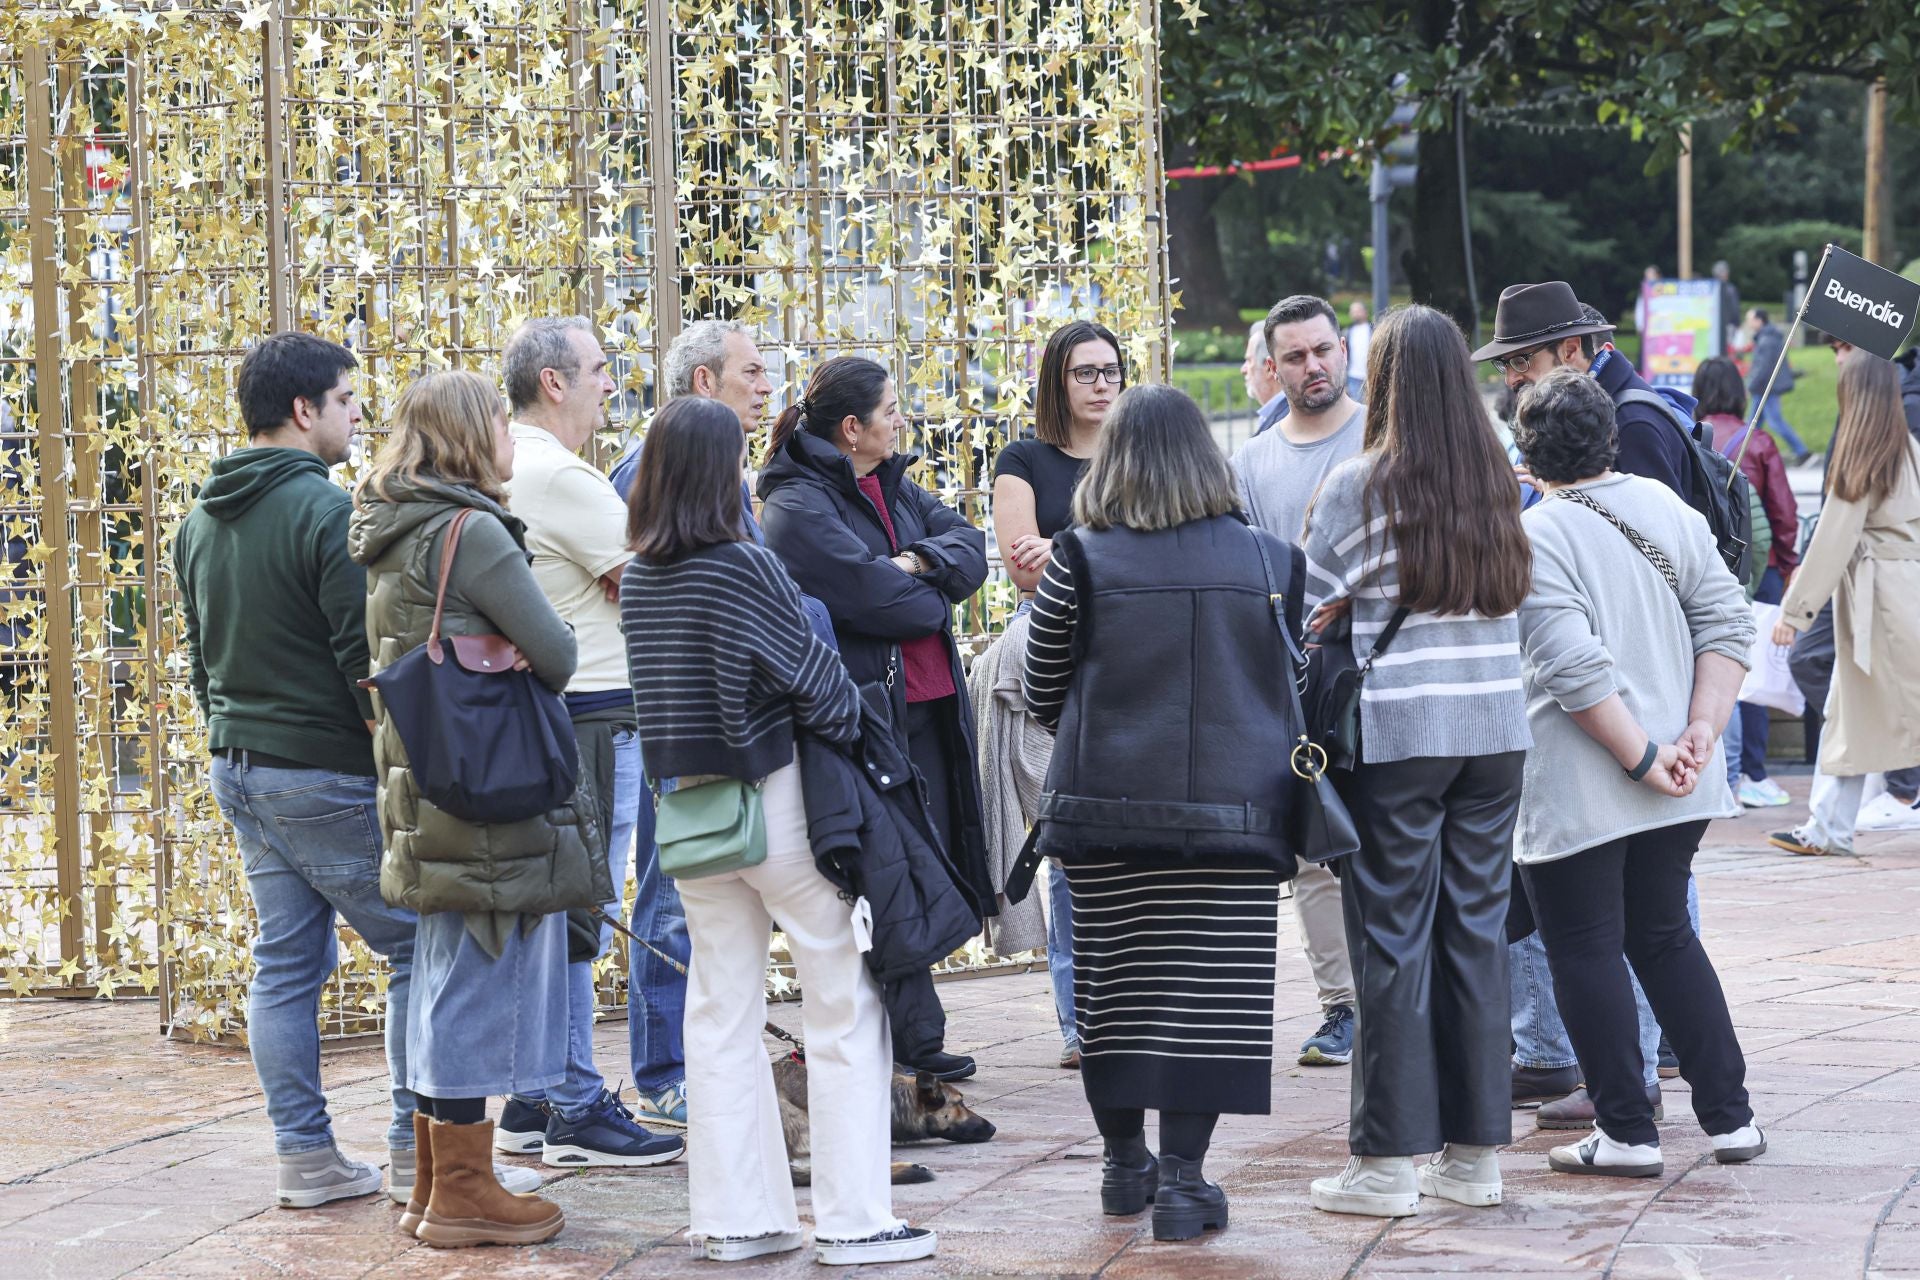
526, 728, 640, 1119
1512, 874, 1701, 1088
209, 756, 418, 1154
1759, 393, 1809, 460
1044, 859, 1077, 1049
1739, 567, 1785, 780
1723, 700, 1745, 795
631, 764, 689, 1091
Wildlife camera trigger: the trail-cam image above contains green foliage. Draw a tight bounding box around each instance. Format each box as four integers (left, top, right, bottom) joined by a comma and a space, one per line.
1171, 327, 1250, 364
1468, 190, 1618, 306
1716, 222, 1864, 304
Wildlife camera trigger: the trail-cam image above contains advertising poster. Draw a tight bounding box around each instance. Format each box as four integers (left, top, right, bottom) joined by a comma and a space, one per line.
1639, 279, 1723, 388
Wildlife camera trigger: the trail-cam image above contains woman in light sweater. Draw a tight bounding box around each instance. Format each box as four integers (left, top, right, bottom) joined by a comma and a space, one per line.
1510, 368, 1763, 1179
1302, 305, 1534, 1218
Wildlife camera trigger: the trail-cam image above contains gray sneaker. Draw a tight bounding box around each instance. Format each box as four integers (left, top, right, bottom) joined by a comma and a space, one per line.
386, 1146, 543, 1204
277, 1144, 383, 1209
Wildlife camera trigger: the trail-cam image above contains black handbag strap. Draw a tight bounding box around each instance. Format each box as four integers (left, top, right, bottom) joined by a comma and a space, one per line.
1361, 606, 1412, 675
1247, 529, 1325, 782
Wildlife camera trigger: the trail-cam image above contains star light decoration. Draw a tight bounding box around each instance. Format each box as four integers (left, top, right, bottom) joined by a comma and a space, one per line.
0, 0, 1169, 1042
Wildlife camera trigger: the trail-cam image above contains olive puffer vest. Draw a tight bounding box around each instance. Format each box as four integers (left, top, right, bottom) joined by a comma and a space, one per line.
347, 475, 606, 943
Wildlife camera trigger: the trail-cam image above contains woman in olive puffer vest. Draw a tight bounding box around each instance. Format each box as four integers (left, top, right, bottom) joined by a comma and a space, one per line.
347, 369, 599, 1249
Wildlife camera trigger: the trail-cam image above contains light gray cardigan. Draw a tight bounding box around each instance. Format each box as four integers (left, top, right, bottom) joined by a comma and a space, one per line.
1516, 473, 1754, 864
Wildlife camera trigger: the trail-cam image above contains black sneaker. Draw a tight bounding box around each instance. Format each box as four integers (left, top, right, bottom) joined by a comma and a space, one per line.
1299, 1005, 1354, 1066
542, 1088, 686, 1167
1656, 1036, 1680, 1080
912, 1051, 976, 1082
494, 1096, 550, 1154
815, 1225, 937, 1265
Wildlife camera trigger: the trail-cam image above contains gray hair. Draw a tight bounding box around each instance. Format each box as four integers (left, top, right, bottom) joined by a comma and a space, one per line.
1072, 384, 1238, 532
664, 319, 756, 398
503, 316, 594, 412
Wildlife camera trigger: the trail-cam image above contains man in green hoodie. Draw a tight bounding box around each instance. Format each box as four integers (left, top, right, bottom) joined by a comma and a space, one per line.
174, 332, 423, 1209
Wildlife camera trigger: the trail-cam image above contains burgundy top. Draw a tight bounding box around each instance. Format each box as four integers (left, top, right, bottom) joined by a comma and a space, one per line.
855, 474, 957, 703
1705, 413, 1801, 574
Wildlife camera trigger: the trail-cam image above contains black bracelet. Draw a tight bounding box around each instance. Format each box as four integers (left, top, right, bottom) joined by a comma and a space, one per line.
1625, 740, 1659, 781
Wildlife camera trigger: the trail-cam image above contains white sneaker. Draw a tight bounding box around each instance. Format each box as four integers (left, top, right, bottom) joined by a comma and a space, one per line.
276, 1145, 383, 1209
694, 1229, 804, 1261
1548, 1126, 1663, 1178
1744, 777, 1792, 807
1711, 1124, 1767, 1164
1310, 1156, 1420, 1217
1857, 793, 1920, 831
814, 1225, 937, 1265
1417, 1144, 1502, 1207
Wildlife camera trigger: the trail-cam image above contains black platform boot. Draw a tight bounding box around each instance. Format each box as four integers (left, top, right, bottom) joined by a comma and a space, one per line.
1151, 1153, 1228, 1241
1100, 1135, 1157, 1216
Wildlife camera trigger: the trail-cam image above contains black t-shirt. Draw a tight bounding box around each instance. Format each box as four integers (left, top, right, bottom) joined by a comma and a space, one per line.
993, 438, 1090, 539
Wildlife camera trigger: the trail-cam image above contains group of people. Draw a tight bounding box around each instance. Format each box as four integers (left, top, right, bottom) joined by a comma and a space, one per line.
179, 268, 1918, 1260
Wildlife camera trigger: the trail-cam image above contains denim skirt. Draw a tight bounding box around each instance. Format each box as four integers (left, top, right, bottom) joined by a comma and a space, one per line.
403, 909, 569, 1098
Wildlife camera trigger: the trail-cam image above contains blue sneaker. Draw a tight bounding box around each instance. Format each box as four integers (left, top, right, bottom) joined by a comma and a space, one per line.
542, 1088, 686, 1168
632, 1081, 689, 1130
1299, 1004, 1354, 1066
494, 1096, 551, 1154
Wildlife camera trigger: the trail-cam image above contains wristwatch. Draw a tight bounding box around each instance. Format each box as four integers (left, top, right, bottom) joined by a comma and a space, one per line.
904, 550, 926, 575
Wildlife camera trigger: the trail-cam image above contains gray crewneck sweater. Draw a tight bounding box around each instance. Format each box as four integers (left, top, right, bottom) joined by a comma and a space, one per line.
1516, 473, 1753, 864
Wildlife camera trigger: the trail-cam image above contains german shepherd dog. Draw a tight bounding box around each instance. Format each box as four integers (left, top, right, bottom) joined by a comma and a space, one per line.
770, 1030, 996, 1185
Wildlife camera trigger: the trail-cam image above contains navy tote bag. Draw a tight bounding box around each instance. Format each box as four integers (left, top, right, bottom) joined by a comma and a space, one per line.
364, 508, 579, 825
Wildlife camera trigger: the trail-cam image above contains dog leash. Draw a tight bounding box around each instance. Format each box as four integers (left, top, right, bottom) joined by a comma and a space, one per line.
588, 905, 688, 977
763, 1021, 806, 1061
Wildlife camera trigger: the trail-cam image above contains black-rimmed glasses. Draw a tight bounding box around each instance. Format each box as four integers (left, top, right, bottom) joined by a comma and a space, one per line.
1069, 364, 1125, 385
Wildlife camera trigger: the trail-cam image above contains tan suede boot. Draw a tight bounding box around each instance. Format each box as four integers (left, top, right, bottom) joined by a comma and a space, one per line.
398, 1112, 432, 1236
416, 1119, 564, 1248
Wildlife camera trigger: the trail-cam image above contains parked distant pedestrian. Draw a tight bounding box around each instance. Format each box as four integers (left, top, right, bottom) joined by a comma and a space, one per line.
490, 316, 687, 1167
1509, 367, 1763, 1179
1305, 305, 1533, 1218
1021, 383, 1300, 1244
1714, 261, 1743, 355
1240, 319, 1287, 436
1745, 309, 1811, 465
1770, 356, 1920, 856
177, 333, 422, 1210
1345, 300, 1372, 380
350, 369, 598, 1248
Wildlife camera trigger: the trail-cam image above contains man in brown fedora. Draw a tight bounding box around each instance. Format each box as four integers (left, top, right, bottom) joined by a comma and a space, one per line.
1473, 281, 1693, 502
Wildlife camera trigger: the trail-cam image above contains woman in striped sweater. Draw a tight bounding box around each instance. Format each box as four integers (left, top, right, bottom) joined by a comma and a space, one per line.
1301, 306, 1534, 1218
618, 397, 936, 1268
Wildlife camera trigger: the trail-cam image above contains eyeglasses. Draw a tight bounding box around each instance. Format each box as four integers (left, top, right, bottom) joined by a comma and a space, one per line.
1069, 364, 1125, 385
1488, 345, 1552, 376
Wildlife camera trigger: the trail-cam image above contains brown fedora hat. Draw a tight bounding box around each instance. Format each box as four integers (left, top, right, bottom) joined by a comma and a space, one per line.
1470, 281, 1615, 361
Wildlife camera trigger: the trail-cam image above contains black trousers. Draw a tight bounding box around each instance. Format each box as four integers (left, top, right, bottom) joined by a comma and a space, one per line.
1522, 821, 1753, 1147
1337, 751, 1521, 1156
894, 694, 960, 1063
1791, 602, 1920, 797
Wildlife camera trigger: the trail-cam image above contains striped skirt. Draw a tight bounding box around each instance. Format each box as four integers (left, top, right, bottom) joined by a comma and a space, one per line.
1066, 860, 1280, 1116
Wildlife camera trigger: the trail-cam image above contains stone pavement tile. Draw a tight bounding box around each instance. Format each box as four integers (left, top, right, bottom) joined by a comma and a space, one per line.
1625, 1196, 1883, 1246
1871, 1224, 1920, 1269
1739, 1059, 1907, 1098
5, 1191, 247, 1247
123, 1231, 417, 1278
1721, 1002, 1907, 1034
1759, 1038, 1920, 1070
1357, 1225, 1621, 1272
1611, 1240, 1849, 1278
6, 1240, 184, 1280
373, 1242, 633, 1279
0, 1181, 90, 1227
1773, 1096, 1920, 1131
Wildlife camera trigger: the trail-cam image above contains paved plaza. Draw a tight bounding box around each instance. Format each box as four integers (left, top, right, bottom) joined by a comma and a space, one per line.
6, 775, 1920, 1278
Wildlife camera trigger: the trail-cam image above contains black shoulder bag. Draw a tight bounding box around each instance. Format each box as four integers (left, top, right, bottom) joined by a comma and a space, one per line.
1247, 529, 1360, 866
1303, 603, 1409, 774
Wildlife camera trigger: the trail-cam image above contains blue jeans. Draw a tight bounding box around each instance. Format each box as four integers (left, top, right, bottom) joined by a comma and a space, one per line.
630, 763, 689, 1091
1045, 860, 1077, 1049
209, 756, 418, 1154
1723, 700, 1745, 795
1739, 567, 1785, 780
1512, 875, 1701, 1088
1759, 393, 1809, 460
524, 728, 641, 1119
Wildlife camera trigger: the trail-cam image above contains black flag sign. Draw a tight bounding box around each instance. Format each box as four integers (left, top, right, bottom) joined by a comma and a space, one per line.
1802, 244, 1920, 361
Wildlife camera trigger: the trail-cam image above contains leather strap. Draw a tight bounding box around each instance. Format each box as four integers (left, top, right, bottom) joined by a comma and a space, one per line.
427, 509, 475, 663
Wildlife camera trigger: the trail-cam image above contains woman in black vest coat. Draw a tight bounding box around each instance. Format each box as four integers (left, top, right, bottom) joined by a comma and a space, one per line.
1020, 383, 1305, 1244
758, 356, 991, 1082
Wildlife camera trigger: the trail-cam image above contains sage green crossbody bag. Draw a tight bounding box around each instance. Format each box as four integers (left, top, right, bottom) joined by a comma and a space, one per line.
655, 777, 767, 879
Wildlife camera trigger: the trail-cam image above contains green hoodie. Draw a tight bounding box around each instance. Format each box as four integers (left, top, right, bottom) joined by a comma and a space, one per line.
173, 447, 377, 776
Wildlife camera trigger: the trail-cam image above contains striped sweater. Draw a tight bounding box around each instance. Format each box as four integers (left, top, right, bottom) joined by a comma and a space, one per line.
1301, 455, 1532, 764
620, 540, 860, 782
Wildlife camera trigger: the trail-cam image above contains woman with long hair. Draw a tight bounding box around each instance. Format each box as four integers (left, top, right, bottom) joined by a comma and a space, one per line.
987, 319, 1125, 1070
758, 356, 991, 1081
1770, 355, 1920, 855
1019, 383, 1302, 1243
1509, 367, 1760, 1180
348, 370, 591, 1248
1302, 305, 1534, 1218
619, 396, 935, 1266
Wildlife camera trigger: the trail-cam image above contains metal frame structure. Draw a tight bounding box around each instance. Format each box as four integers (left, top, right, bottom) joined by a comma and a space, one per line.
0, 0, 1169, 1042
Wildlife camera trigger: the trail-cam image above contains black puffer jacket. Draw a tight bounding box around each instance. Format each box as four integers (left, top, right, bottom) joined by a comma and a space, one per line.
797, 684, 982, 983
758, 429, 993, 908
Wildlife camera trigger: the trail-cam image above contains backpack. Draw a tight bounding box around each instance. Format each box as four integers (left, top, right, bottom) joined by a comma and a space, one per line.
1615, 388, 1753, 583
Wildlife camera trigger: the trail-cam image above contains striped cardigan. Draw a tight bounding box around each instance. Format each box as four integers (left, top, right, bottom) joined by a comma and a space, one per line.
620, 540, 860, 782
1301, 455, 1532, 764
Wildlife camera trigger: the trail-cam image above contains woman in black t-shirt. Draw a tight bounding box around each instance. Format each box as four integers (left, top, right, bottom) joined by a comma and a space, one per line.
992, 321, 1126, 594
987, 321, 1125, 1071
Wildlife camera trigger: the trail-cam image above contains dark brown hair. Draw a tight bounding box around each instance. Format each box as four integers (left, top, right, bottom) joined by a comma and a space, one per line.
625, 396, 748, 561
1690, 356, 1748, 420
1359, 305, 1532, 616
1034, 320, 1124, 447
1829, 355, 1917, 505
767, 355, 891, 457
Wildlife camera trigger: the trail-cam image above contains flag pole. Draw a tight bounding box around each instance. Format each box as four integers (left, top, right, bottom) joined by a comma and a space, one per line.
1730, 243, 1833, 483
